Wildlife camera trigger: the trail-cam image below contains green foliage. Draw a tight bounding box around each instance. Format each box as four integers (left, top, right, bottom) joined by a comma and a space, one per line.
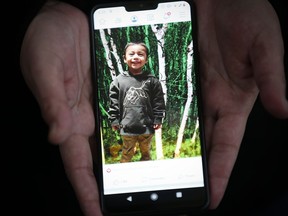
94, 22, 202, 165
103, 126, 201, 164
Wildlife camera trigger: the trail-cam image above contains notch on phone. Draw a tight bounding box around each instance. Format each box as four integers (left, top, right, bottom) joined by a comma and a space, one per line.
125, 1, 158, 11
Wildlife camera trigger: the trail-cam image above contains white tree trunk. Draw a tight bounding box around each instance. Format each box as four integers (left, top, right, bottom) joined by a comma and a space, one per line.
99, 29, 117, 80
191, 117, 199, 143
108, 29, 124, 74
151, 23, 168, 159
174, 41, 194, 158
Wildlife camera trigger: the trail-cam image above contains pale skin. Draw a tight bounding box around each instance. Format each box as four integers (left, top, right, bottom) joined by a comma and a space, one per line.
20, 0, 288, 215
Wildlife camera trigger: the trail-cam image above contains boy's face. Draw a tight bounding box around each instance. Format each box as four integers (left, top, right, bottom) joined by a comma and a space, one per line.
124, 44, 148, 74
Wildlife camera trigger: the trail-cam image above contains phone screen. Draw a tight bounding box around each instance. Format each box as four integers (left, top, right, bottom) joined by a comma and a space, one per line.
90, 1, 209, 215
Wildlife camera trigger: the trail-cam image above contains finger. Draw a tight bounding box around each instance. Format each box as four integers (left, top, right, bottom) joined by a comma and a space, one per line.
250, 14, 288, 119
60, 135, 102, 216
208, 113, 248, 209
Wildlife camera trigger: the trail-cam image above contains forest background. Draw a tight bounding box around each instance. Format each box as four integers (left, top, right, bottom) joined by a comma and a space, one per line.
93, 21, 203, 164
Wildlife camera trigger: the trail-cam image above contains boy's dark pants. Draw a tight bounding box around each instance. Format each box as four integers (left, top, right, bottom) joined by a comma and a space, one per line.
120, 134, 153, 162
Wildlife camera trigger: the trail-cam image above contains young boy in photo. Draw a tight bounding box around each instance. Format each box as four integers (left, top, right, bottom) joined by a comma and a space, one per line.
108, 42, 166, 163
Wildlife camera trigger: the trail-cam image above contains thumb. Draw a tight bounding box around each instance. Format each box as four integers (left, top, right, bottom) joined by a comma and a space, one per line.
41, 97, 73, 144
250, 16, 288, 119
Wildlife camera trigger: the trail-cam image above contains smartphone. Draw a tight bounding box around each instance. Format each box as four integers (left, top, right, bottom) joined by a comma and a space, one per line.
90, 0, 209, 215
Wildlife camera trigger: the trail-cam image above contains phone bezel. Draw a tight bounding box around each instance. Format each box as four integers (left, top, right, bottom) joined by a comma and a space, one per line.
90, 1, 209, 215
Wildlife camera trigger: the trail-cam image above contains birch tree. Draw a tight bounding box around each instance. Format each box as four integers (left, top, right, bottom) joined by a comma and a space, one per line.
99, 29, 117, 80
151, 24, 168, 102
151, 23, 168, 159
191, 117, 199, 143
174, 41, 193, 158
107, 29, 124, 75
99, 29, 124, 81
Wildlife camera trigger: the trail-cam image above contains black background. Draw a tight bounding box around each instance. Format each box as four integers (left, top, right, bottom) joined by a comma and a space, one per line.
9, 0, 288, 215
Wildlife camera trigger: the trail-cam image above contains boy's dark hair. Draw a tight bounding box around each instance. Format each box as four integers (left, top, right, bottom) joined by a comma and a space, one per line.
124, 42, 149, 57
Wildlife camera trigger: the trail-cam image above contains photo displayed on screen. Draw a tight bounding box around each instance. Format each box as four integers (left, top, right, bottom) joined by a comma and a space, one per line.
92, 1, 205, 195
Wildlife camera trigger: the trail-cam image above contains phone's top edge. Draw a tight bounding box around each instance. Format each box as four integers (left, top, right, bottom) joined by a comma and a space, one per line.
90, 0, 192, 30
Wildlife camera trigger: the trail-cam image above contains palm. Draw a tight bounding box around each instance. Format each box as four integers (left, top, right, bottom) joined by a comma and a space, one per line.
195, 0, 288, 208
21, 2, 94, 142
20, 2, 101, 215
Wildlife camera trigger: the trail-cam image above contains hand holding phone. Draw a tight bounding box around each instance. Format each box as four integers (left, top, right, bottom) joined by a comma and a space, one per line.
90, 1, 209, 215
